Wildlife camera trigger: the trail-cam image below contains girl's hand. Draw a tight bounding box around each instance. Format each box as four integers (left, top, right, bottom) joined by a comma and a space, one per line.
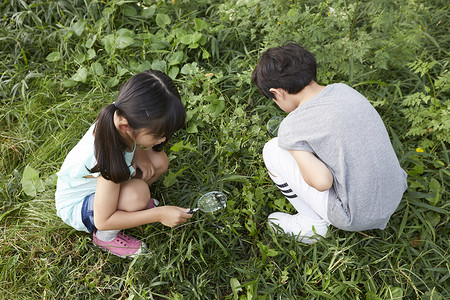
133, 160, 154, 182
159, 206, 192, 227
133, 147, 155, 181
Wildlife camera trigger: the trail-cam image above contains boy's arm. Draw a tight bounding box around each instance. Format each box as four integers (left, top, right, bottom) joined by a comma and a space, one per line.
288, 150, 333, 192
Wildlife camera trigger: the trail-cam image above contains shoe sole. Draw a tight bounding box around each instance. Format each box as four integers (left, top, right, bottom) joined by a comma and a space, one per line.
93, 242, 147, 259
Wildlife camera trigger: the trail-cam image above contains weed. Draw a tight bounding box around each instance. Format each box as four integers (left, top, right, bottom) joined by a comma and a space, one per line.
0, 0, 448, 299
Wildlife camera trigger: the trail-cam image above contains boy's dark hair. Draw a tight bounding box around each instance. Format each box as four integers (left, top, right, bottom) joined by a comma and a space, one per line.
89, 70, 185, 183
251, 43, 317, 99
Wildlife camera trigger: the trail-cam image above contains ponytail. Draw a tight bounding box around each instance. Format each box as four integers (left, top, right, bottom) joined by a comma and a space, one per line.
89, 69, 185, 184
89, 103, 130, 183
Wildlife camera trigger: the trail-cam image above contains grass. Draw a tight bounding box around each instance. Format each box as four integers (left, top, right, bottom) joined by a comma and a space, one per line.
1, 0, 449, 299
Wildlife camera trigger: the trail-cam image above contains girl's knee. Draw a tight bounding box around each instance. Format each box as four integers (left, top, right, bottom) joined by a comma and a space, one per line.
153, 151, 169, 175
118, 179, 150, 211
134, 180, 151, 208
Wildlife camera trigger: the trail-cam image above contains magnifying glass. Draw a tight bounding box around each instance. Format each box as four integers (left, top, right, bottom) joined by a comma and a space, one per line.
189, 191, 227, 214
267, 116, 283, 137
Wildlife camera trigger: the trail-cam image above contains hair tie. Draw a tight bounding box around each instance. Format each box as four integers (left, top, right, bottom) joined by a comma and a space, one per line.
112, 102, 118, 109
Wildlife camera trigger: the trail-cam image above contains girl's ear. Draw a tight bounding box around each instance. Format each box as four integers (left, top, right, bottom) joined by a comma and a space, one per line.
115, 111, 132, 132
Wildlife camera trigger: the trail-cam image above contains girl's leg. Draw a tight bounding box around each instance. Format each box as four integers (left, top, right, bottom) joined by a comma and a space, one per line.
125, 149, 168, 209
262, 138, 330, 243
94, 179, 150, 258
94, 150, 168, 257
116, 179, 151, 211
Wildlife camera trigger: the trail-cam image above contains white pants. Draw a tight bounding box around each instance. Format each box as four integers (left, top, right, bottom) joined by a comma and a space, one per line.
263, 138, 330, 224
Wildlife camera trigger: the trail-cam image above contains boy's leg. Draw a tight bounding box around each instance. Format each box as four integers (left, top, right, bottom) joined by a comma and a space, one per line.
263, 138, 330, 220
263, 138, 330, 243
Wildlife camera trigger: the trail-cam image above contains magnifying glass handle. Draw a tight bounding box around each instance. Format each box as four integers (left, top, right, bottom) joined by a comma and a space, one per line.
188, 208, 199, 214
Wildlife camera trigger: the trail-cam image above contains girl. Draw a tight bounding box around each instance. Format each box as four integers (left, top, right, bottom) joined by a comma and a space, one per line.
55, 70, 192, 258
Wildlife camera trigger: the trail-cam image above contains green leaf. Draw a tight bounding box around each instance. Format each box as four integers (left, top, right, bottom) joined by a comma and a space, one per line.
387, 287, 403, 299
191, 32, 202, 43
188, 42, 199, 49
202, 49, 211, 59
365, 291, 382, 300
61, 79, 78, 87
46, 51, 61, 62
72, 67, 88, 83
21, 165, 45, 197
91, 62, 104, 76
205, 95, 225, 116
168, 51, 185, 66
186, 122, 198, 134
267, 248, 279, 257
180, 32, 202, 45
180, 62, 198, 75
156, 13, 171, 27
230, 278, 242, 298
170, 141, 194, 152
426, 211, 441, 227
427, 178, 441, 205
194, 18, 207, 31
396, 205, 409, 241
428, 178, 441, 192
421, 289, 443, 300
85, 35, 97, 49
107, 77, 120, 88
74, 53, 86, 65
122, 5, 137, 17
115, 35, 135, 49
141, 6, 156, 18
70, 21, 85, 36
245, 219, 257, 236
111, 0, 131, 5
117, 66, 129, 77
86, 49, 96, 60
180, 34, 193, 45
101, 34, 114, 54
151, 60, 166, 72
204, 231, 229, 255
44, 174, 58, 188
236, 0, 261, 7
163, 168, 185, 187
168, 66, 179, 79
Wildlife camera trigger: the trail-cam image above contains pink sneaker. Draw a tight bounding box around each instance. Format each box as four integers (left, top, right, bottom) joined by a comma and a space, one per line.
146, 198, 159, 209
93, 231, 146, 258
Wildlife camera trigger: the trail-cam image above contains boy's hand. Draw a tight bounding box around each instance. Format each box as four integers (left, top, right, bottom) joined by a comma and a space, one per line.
159, 206, 193, 227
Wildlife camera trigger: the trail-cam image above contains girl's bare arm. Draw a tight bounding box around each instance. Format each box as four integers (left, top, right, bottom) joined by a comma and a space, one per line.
93, 176, 191, 230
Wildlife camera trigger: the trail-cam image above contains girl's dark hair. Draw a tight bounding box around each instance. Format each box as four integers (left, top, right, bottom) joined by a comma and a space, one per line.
251, 43, 317, 99
89, 70, 185, 183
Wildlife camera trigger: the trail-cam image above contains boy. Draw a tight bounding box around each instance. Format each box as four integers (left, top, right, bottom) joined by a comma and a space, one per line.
252, 43, 407, 243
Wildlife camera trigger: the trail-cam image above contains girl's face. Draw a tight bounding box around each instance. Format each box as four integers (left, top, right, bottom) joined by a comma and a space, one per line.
130, 129, 166, 149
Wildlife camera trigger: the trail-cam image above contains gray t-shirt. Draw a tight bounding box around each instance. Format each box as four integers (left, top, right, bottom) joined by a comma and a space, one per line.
278, 83, 407, 231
